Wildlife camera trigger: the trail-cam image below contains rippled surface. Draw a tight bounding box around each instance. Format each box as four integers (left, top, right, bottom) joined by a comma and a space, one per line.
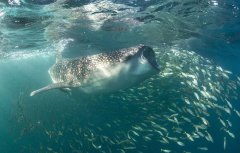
0, 0, 240, 153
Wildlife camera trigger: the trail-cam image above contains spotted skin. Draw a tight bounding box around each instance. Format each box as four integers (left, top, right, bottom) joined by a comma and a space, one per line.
30, 45, 159, 96
49, 45, 143, 84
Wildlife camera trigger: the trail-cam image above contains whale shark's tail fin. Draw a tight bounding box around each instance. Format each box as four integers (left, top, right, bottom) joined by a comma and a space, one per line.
56, 39, 74, 63
30, 82, 73, 96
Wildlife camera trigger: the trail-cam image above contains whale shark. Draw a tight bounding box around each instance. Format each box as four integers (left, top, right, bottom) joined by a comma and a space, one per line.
30, 45, 160, 96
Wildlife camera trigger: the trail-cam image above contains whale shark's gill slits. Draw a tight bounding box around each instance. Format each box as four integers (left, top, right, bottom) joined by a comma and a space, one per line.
124, 55, 134, 62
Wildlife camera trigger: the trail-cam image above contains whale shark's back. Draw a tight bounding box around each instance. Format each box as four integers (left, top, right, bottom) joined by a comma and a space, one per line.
49, 45, 145, 83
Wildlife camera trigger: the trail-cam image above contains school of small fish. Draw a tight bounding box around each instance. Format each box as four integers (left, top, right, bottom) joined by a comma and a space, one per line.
12, 46, 240, 153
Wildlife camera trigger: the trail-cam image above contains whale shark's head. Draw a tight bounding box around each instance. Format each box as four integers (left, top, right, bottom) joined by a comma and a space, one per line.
138, 45, 160, 71
126, 45, 160, 76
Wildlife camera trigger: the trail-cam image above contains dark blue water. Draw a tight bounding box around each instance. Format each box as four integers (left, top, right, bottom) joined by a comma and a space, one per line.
0, 0, 240, 153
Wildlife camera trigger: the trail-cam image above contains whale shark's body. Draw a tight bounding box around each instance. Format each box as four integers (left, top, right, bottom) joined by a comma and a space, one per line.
30, 45, 160, 96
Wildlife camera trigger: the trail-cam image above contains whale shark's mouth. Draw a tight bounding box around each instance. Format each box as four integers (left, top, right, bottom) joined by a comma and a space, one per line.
140, 46, 160, 71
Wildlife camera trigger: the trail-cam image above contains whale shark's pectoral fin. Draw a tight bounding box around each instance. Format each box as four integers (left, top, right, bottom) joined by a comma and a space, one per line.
60, 88, 71, 93
30, 82, 73, 96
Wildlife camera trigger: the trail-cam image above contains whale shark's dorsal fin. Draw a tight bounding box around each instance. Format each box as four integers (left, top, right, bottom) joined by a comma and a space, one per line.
56, 39, 74, 63
30, 82, 73, 96
56, 49, 62, 63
